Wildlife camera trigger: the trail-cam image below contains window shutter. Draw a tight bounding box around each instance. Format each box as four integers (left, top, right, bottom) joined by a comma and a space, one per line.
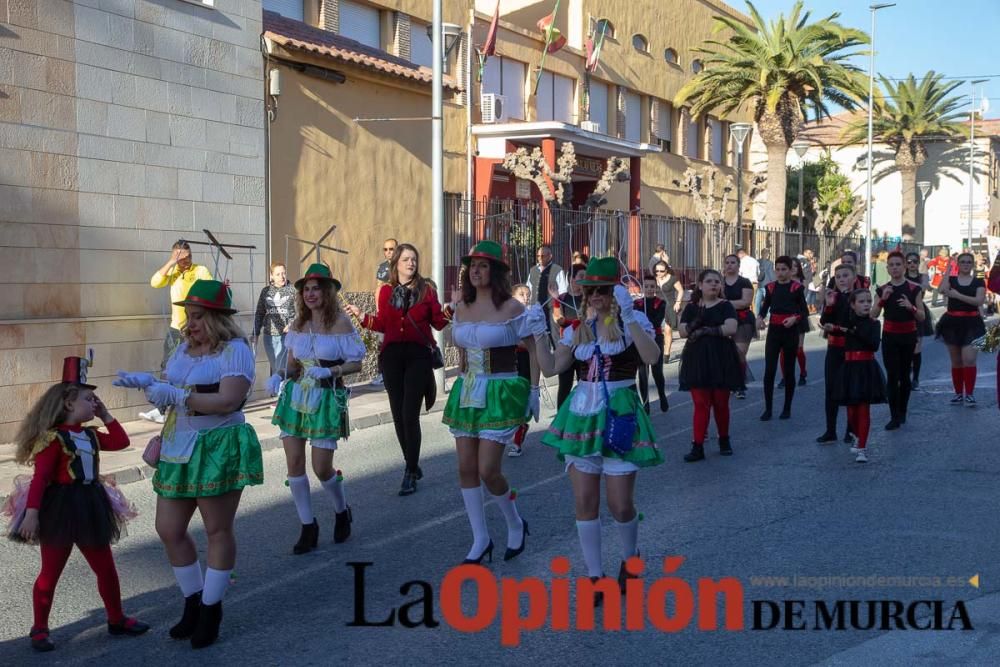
340, 0, 380, 49
263, 0, 304, 21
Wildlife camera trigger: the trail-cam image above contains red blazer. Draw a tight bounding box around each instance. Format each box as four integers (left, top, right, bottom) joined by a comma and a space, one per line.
26, 421, 130, 509
362, 284, 449, 349
988, 266, 1000, 294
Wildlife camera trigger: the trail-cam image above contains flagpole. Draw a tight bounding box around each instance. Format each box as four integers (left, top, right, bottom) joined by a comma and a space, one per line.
532, 0, 562, 95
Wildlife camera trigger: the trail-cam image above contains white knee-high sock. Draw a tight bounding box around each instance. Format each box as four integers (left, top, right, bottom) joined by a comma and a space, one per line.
615, 517, 639, 559
460, 486, 491, 559
491, 489, 524, 549
575, 519, 604, 578
287, 475, 313, 524
321, 473, 347, 513
201, 568, 231, 605
172, 561, 203, 597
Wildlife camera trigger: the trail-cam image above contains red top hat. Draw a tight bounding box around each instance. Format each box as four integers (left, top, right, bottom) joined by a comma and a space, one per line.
62, 353, 96, 389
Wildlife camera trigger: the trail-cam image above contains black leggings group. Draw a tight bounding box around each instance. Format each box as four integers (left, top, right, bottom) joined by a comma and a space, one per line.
882, 334, 915, 423
763, 326, 800, 413
638, 334, 667, 409
381, 342, 433, 474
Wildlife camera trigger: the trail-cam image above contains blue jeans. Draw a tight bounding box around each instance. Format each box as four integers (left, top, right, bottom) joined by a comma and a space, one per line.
755, 286, 767, 315
263, 333, 287, 376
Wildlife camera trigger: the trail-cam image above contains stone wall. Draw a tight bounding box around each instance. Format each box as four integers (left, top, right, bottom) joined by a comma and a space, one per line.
0, 0, 266, 443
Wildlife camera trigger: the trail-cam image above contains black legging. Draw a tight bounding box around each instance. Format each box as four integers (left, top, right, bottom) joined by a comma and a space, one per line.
882, 334, 915, 422
638, 334, 666, 408
764, 326, 799, 413
823, 347, 846, 434
381, 342, 433, 473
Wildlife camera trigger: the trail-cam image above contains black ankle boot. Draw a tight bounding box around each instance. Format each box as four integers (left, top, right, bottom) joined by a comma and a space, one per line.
684, 442, 705, 462
719, 437, 733, 456
399, 471, 417, 496
334, 506, 353, 543
190, 601, 222, 649
169, 592, 202, 639
293, 519, 319, 555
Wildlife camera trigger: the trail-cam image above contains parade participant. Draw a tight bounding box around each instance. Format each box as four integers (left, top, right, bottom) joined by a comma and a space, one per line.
144, 241, 213, 424
116, 280, 261, 648
654, 261, 684, 362
872, 251, 925, 429
11, 357, 148, 652
778, 257, 809, 387
370, 238, 398, 387
987, 252, 1000, 409
634, 274, 669, 413
536, 257, 663, 599
757, 256, 809, 420
442, 241, 538, 564
819, 250, 870, 308
722, 254, 756, 399
251, 262, 296, 376
347, 245, 448, 495
936, 252, 986, 406
905, 252, 933, 389
678, 270, 743, 462
927, 247, 951, 306
508, 284, 534, 457
268, 264, 364, 552
816, 264, 856, 443
550, 264, 587, 408
831, 289, 887, 463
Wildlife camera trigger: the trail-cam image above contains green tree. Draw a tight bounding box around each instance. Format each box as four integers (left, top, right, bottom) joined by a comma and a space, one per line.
674, 1, 869, 230
842, 72, 967, 240
786, 152, 862, 234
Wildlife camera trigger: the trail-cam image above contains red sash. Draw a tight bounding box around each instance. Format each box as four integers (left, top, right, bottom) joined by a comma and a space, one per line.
883, 320, 917, 334
845, 351, 874, 361
769, 313, 797, 326
946, 310, 979, 317
827, 334, 845, 347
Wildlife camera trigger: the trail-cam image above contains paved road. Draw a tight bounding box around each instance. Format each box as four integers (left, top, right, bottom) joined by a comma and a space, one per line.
1, 327, 997, 665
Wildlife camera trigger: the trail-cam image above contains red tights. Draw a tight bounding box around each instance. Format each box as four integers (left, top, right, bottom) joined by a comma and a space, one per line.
33, 543, 123, 630
691, 388, 731, 444
846, 404, 870, 449
950, 367, 978, 395
780, 347, 807, 378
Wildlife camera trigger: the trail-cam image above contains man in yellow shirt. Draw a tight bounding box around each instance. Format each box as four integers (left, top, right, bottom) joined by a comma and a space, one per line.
141, 241, 213, 423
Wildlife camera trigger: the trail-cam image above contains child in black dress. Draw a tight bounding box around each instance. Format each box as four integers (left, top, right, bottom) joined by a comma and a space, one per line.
635, 274, 669, 413
817, 264, 856, 444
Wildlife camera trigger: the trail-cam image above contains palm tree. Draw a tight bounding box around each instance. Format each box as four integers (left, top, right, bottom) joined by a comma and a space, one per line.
674, 1, 870, 230
842, 72, 967, 241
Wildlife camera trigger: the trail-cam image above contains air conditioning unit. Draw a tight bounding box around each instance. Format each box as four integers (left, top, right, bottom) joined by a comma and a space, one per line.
581, 120, 601, 133
481, 94, 508, 123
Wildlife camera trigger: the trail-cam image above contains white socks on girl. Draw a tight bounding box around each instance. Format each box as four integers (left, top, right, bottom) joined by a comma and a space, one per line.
615, 516, 639, 559
287, 475, 313, 524
202, 568, 231, 606
172, 562, 204, 598
491, 489, 524, 549
461, 486, 491, 559
575, 519, 604, 578
321, 474, 347, 513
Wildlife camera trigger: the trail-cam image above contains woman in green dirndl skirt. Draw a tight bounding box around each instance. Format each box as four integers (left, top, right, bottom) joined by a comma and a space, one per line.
266, 263, 364, 554
442, 241, 544, 565
535, 257, 664, 601
114, 279, 262, 649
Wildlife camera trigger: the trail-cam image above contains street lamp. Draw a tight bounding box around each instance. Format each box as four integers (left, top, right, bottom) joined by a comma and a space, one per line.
967, 78, 988, 250
863, 3, 895, 280
917, 180, 931, 245
730, 122, 752, 247
792, 138, 810, 256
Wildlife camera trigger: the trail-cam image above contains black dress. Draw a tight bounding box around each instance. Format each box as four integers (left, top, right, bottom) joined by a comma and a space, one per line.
678, 301, 744, 391
831, 317, 887, 406
793, 280, 812, 333
906, 272, 934, 337
935, 276, 986, 346
723, 276, 757, 343
658, 276, 680, 329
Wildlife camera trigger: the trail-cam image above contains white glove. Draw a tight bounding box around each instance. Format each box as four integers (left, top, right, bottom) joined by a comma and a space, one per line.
305, 365, 333, 380
527, 386, 540, 423
112, 371, 157, 389
144, 382, 189, 410
266, 374, 283, 397
614, 284, 637, 323
524, 304, 548, 336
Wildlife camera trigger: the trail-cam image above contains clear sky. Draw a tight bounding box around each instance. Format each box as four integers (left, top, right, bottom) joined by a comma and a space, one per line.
738, 0, 999, 118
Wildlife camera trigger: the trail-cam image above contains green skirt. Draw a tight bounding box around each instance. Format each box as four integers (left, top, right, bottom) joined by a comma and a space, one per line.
272, 382, 349, 440
153, 423, 263, 498
442, 375, 529, 434
542, 385, 663, 467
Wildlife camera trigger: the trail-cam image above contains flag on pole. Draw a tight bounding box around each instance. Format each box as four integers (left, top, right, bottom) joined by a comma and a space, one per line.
536, 12, 566, 54
980, 88, 990, 115
585, 20, 608, 72
481, 0, 500, 57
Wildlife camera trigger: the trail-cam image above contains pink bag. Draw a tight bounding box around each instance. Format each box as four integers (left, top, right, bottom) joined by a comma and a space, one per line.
142, 435, 161, 468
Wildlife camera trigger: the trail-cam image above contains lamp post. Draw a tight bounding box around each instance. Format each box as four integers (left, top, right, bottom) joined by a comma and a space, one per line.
792, 138, 810, 256
730, 122, 752, 247
863, 3, 895, 279
967, 78, 988, 250
917, 180, 931, 246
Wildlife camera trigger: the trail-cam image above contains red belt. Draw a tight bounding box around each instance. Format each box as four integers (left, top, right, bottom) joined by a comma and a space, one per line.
946, 310, 980, 317
827, 335, 845, 347
737, 309, 750, 321
845, 351, 874, 361
883, 320, 917, 334
769, 313, 797, 325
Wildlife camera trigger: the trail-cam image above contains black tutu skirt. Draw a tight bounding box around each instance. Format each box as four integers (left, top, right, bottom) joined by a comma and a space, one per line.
38, 483, 122, 547
734, 312, 758, 343
918, 303, 934, 337
797, 314, 812, 334
679, 336, 744, 391
831, 361, 887, 406
935, 313, 985, 346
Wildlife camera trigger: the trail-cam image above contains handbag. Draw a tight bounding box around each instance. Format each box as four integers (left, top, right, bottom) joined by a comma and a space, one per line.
407, 311, 444, 370
142, 435, 161, 468
591, 321, 637, 457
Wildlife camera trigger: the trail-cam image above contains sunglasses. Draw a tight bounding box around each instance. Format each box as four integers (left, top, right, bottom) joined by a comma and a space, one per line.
584, 285, 612, 296
383, 247, 396, 252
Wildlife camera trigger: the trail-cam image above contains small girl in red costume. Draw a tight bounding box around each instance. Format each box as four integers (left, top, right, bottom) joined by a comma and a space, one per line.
8, 355, 148, 652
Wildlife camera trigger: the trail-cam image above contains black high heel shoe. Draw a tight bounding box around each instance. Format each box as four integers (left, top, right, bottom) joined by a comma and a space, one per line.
503, 520, 529, 561
462, 540, 494, 565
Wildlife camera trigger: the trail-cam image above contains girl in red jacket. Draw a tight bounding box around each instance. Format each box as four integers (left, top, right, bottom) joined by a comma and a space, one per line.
8, 357, 148, 652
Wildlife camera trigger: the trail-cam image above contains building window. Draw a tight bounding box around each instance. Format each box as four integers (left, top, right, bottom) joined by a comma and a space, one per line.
664, 48, 678, 65
691, 58, 703, 74
483, 56, 526, 120
537, 71, 575, 123
652, 99, 672, 152
632, 34, 649, 53
409, 20, 434, 67
340, 0, 380, 49
708, 117, 724, 164
685, 114, 700, 159
262, 0, 299, 19
590, 18, 615, 40
588, 79, 609, 133
623, 89, 641, 142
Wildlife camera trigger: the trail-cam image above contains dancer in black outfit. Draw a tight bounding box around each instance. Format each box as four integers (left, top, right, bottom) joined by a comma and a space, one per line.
635, 274, 669, 413
550, 264, 586, 408
779, 258, 809, 387
757, 256, 809, 420
722, 254, 756, 399
935, 253, 987, 406
904, 252, 933, 389
816, 264, 857, 443
871, 251, 925, 430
